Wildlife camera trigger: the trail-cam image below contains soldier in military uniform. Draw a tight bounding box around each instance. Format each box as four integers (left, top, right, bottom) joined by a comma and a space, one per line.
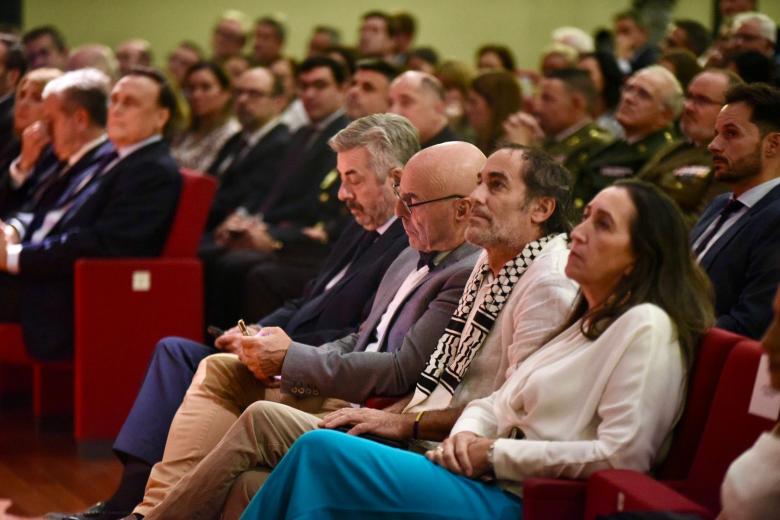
638, 69, 743, 223
503, 68, 614, 191
574, 65, 683, 210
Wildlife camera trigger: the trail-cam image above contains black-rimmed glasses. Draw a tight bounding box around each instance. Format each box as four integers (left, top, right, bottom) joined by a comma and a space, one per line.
392, 183, 465, 214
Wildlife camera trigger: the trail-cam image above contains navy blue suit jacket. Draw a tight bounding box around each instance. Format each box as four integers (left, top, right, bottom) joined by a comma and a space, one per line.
248, 114, 350, 245
205, 123, 291, 230
691, 184, 780, 339
261, 218, 409, 345
16, 139, 182, 359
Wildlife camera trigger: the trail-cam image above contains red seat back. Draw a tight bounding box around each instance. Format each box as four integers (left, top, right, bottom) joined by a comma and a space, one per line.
659, 328, 744, 479
680, 340, 774, 512
161, 169, 217, 258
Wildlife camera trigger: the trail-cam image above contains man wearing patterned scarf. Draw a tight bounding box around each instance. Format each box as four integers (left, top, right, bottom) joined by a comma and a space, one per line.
135, 145, 579, 519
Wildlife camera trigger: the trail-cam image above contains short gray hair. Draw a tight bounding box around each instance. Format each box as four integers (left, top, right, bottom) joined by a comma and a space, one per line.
733, 12, 777, 44
42, 67, 111, 125
637, 65, 684, 118
329, 113, 420, 181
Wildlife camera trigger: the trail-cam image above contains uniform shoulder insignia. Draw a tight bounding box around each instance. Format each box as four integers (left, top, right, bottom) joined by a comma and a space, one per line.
320, 169, 339, 189
673, 165, 711, 180
600, 166, 634, 178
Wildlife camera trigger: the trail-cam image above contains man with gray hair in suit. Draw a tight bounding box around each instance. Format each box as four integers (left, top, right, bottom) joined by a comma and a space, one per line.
130, 117, 482, 519
139, 144, 578, 519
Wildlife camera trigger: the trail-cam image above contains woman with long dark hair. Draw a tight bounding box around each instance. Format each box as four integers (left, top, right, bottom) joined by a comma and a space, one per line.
240, 180, 714, 519
465, 71, 522, 154
172, 61, 239, 172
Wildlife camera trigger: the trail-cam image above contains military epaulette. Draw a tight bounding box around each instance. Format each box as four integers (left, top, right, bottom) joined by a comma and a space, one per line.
319, 169, 339, 203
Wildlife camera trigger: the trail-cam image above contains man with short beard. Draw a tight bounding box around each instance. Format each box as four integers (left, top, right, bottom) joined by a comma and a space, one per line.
638, 69, 743, 221
692, 83, 780, 339
136, 145, 577, 519
132, 140, 485, 519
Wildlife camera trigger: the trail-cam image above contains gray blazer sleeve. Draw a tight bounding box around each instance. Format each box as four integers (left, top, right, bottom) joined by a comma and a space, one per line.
279, 265, 472, 403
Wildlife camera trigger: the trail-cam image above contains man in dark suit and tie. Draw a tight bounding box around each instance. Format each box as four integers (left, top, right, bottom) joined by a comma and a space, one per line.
130, 140, 484, 520
204, 67, 290, 231
204, 55, 350, 329
691, 83, 780, 339
0, 67, 181, 360
64, 114, 415, 520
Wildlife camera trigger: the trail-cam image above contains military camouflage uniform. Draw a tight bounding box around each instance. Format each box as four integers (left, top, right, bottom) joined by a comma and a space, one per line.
573, 126, 678, 212
637, 140, 729, 225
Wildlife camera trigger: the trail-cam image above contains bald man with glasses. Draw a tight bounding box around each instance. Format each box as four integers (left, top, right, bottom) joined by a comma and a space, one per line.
130, 141, 484, 518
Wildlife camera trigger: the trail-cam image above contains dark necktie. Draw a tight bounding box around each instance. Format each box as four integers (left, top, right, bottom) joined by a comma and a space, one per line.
348, 230, 379, 266
694, 198, 744, 256
55, 149, 119, 206
216, 134, 249, 176
417, 251, 438, 270
30, 160, 69, 208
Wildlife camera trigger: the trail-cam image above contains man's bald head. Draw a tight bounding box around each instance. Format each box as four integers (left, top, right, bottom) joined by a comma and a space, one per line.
389, 70, 448, 145
396, 141, 485, 252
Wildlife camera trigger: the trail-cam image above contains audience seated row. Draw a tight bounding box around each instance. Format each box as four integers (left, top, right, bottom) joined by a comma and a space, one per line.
0, 5, 779, 519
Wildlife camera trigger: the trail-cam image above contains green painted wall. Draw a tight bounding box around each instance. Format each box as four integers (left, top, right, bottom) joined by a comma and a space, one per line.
22, 1, 780, 69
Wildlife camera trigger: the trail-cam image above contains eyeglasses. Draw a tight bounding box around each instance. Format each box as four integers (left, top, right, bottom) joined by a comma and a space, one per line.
235, 88, 273, 100
684, 94, 724, 108
392, 183, 465, 215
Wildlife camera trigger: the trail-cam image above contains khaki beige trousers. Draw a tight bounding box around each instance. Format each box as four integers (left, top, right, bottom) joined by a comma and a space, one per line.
136, 353, 346, 519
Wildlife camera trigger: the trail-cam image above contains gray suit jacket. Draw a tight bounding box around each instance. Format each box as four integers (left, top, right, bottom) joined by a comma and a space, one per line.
281, 242, 481, 403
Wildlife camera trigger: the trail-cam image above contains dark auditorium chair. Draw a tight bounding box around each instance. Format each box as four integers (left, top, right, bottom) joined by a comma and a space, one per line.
584, 338, 774, 519
521, 327, 747, 520
0, 169, 216, 444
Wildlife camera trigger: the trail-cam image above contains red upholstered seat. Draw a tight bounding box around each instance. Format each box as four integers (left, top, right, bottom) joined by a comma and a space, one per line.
522, 327, 747, 520
0, 169, 216, 442
584, 339, 774, 519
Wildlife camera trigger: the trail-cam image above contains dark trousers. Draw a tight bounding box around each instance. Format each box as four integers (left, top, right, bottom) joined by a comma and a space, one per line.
112, 337, 215, 465
201, 241, 329, 329
0, 273, 20, 322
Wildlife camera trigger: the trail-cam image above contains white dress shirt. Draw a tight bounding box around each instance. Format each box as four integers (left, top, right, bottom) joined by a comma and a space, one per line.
694, 177, 780, 261
451, 303, 685, 497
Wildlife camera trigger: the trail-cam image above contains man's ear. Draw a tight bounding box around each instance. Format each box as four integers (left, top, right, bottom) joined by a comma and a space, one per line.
155, 107, 171, 133
455, 197, 472, 220
530, 196, 556, 226
386, 167, 403, 186
763, 132, 780, 159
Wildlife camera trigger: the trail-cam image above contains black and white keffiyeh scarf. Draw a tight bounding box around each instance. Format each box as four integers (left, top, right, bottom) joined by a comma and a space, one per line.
406, 234, 561, 410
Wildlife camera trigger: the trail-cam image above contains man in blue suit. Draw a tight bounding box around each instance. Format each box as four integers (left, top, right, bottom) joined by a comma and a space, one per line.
0, 67, 181, 360
691, 83, 780, 339
56, 114, 416, 520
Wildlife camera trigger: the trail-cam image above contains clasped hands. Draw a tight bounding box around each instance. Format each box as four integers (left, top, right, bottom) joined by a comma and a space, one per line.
214, 211, 281, 253
320, 407, 494, 480
215, 325, 291, 387
503, 111, 544, 147
426, 431, 495, 479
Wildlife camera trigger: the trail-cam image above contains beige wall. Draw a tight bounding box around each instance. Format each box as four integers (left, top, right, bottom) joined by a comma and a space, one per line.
23, 0, 780, 70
